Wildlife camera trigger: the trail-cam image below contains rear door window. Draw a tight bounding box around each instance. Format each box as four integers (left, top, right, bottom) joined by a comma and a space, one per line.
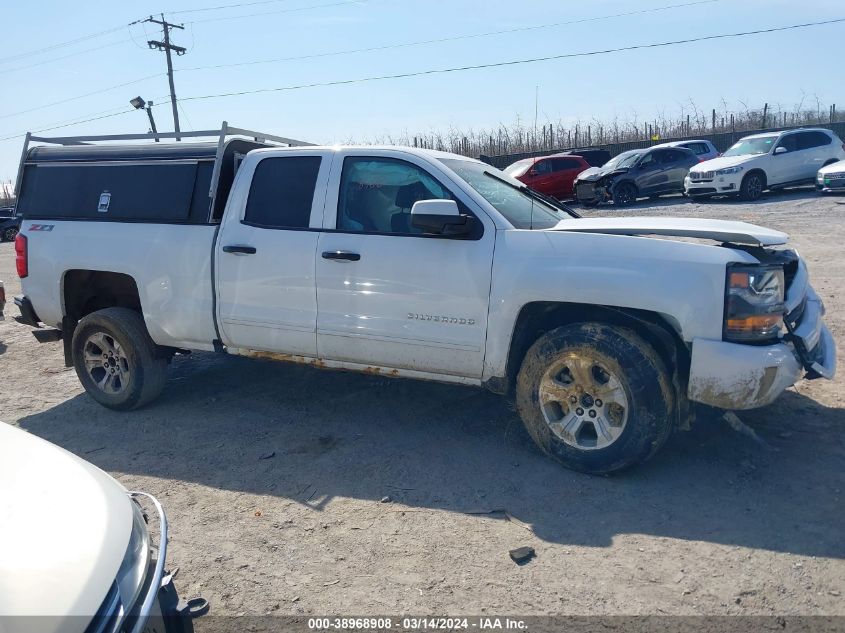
551, 158, 583, 171
796, 131, 832, 150
244, 156, 322, 229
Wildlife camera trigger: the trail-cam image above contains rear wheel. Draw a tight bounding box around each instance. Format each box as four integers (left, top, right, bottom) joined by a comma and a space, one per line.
739, 171, 765, 201
515, 323, 675, 474
613, 182, 637, 207
2, 226, 17, 242
71, 307, 168, 410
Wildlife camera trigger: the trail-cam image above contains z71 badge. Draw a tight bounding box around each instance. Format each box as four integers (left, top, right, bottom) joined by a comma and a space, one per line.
28, 224, 54, 231
408, 313, 475, 325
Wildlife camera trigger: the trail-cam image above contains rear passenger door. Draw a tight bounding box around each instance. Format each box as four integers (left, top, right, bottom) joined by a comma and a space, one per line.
663, 149, 696, 191
796, 131, 834, 179
549, 157, 586, 198
215, 150, 333, 355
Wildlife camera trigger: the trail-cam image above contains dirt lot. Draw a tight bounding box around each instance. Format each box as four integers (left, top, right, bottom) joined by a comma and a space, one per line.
1, 188, 843, 624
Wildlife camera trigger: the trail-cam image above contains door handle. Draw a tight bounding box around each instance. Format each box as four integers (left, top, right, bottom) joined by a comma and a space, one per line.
222, 245, 257, 255
322, 250, 361, 262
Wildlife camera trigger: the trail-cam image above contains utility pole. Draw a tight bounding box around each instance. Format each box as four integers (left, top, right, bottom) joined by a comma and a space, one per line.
145, 14, 186, 140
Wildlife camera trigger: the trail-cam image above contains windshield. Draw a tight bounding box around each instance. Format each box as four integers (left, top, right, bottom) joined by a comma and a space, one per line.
723, 136, 777, 157
440, 159, 568, 230
503, 159, 534, 178
602, 150, 641, 169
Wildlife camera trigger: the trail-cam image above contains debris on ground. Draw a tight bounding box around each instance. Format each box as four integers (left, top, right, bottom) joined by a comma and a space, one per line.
380, 495, 392, 503
259, 451, 276, 460
723, 411, 774, 450
509, 546, 536, 565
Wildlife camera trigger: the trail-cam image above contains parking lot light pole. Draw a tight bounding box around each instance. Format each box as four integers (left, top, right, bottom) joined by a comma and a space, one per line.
130, 96, 160, 142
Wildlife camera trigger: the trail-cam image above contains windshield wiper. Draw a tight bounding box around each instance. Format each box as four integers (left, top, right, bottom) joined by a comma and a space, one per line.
483, 171, 581, 219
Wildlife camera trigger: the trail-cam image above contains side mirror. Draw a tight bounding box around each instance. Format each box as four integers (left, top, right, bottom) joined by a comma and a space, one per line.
774, 146, 788, 155
411, 200, 473, 237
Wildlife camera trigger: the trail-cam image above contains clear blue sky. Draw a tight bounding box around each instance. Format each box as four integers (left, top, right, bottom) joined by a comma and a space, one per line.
0, 0, 841, 181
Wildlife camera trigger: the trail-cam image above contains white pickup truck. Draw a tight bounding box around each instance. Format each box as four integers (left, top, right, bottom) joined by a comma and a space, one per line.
11, 124, 836, 474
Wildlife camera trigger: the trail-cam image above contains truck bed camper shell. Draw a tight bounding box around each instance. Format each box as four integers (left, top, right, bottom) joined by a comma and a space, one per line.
15, 123, 311, 224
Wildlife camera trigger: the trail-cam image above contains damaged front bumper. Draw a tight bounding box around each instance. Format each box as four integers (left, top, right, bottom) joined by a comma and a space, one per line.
688, 286, 836, 410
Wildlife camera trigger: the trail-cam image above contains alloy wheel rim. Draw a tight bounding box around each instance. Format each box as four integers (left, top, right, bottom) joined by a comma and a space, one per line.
83, 332, 131, 394
538, 352, 629, 451
748, 177, 762, 198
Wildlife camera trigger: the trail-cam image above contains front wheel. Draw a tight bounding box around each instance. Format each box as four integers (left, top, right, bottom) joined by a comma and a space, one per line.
71, 307, 168, 410
515, 323, 675, 474
612, 182, 637, 207
739, 172, 765, 201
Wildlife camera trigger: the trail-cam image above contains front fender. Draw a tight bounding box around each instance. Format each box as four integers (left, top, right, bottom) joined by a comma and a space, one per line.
482, 229, 759, 380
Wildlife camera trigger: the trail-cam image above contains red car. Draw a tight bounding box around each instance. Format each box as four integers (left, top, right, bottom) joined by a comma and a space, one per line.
503, 153, 592, 199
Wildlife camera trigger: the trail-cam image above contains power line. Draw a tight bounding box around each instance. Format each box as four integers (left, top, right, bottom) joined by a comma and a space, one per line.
0, 108, 136, 143
178, 18, 845, 103
0, 24, 129, 65
178, 0, 720, 73
0, 74, 163, 121
0, 94, 172, 143
169, 0, 293, 15
0, 40, 130, 75
185, 0, 364, 25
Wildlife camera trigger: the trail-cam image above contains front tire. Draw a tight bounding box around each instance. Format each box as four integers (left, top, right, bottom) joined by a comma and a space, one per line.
515, 323, 675, 474
612, 182, 638, 207
739, 171, 765, 201
72, 308, 167, 410
2, 226, 17, 242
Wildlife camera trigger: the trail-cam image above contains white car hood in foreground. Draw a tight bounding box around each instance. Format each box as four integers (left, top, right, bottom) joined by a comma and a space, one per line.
551, 217, 788, 246
0, 424, 131, 630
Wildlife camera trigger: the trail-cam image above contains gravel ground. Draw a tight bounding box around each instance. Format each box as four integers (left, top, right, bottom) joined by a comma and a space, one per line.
0, 187, 843, 625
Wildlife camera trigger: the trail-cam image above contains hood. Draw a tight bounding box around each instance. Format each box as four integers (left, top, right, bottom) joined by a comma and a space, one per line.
550, 216, 788, 246
0, 424, 132, 628
693, 154, 761, 171
576, 165, 627, 182
818, 159, 845, 175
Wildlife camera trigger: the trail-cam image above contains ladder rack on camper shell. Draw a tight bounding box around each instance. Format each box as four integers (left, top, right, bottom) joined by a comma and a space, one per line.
15, 122, 313, 223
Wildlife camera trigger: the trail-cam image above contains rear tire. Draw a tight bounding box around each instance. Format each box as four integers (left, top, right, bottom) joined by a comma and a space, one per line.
515, 323, 675, 474
71, 307, 167, 410
739, 171, 765, 201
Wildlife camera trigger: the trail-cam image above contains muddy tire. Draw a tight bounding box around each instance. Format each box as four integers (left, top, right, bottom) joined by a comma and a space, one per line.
515, 323, 674, 474
71, 308, 167, 411
612, 182, 637, 207
739, 171, 765, 201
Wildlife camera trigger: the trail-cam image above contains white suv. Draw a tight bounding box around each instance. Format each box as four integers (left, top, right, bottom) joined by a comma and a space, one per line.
685, 128, 845, 201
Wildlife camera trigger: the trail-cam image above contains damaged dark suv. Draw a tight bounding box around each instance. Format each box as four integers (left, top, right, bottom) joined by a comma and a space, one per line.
573, 146, 698, 207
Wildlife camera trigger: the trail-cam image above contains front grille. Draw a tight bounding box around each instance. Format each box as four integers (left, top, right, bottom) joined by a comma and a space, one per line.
576, 183, 595, 198
824, 172, 845, 180
690, 171, 714, 181
688, 187, 716, 195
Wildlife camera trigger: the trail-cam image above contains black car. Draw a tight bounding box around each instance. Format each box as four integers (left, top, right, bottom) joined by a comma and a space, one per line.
0, 207, 20, 242
561, 148, 611, 167
573, 147, 698, 207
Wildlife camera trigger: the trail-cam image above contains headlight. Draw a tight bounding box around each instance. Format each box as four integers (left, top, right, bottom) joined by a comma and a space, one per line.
716, 166, 744, 175
115, 501, 151, 613
724, 264, 784, 342
817, 172, 825, 182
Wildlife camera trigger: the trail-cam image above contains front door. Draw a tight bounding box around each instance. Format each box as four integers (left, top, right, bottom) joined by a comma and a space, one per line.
768, 133, 803, 186
315, 152, 495, 377
215, 150, 333, 355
